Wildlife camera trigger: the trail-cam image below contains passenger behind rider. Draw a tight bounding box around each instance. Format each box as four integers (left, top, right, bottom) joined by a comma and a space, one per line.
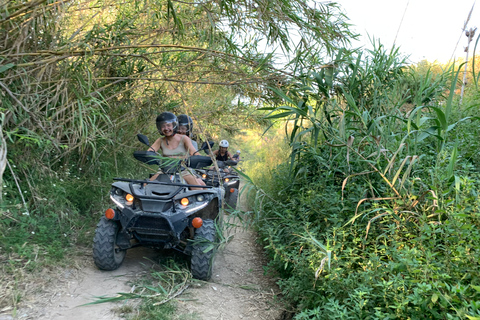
177, 114, 199, 151
148, 112, 206, 190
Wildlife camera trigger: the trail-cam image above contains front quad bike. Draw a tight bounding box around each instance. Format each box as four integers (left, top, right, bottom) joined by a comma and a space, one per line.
196, 160, 240, 211
93, 134, 222, 281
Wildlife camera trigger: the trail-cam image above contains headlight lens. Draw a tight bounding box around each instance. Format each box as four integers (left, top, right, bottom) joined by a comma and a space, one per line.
224, 178, 230, 182
196, 194, 205, 202
125, 193, 134, 202
180, 197, 189, 206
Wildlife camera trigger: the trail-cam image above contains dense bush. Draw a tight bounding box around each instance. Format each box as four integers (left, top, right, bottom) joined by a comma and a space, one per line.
254, 146, 480, 319
250, 45, 480, 319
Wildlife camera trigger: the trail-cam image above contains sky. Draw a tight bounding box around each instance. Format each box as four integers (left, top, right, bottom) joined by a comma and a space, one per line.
337, 0, 479, 64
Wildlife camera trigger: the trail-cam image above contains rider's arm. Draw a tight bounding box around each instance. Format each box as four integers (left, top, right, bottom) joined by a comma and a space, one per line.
149, 138, 162, 152
148, 138, 162, 181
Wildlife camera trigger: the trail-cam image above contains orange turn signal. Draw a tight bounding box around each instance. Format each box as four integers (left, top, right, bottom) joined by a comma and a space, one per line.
192, 217, 203, 228
230, 188, 235, 193
180, 197, 189, 206
125, 193, 134, 202
105, 208, 115, 219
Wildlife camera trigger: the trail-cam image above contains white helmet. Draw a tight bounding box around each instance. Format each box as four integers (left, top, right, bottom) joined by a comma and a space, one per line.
219, 140, 229, 148
236, 150, 241, 154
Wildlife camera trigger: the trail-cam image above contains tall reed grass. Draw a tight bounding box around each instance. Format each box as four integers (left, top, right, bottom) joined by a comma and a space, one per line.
249, 42, 480, 318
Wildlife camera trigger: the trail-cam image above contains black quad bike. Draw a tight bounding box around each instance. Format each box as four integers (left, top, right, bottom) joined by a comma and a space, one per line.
92, 134, 222, 280
196, 160, 240, 210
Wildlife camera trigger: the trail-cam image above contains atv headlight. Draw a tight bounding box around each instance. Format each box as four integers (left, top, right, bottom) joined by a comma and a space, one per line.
196, 194, 205, 202
110, 188, 135, 209
202, 173, 207, 179
224, 178, 230, 182
110, 194, 125, 209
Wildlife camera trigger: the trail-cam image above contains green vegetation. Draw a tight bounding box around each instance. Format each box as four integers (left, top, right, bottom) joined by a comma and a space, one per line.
0, 0, 352, 312
2, 0, 480, 319
248, 44, 480, 319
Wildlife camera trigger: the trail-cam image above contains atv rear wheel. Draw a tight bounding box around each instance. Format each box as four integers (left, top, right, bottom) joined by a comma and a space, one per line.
191, 219, 216, 280
225, 188, 238, 211
93, 216, 126, 270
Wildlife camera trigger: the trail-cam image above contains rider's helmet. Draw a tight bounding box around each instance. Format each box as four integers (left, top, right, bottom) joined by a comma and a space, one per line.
177, 114, 193, 135
236, 150, 241, 154
219, 140, 229, 148
156, 112, 177, 136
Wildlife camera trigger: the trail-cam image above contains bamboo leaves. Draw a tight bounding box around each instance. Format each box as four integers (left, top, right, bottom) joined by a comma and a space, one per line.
260, 42, 471, 243
0, 63, 15, 74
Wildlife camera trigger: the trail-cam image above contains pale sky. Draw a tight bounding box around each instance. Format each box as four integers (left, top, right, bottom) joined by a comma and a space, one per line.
337, 0, 478, 64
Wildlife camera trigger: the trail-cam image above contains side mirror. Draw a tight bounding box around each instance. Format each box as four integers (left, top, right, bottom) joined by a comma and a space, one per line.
137, 134, 150, 147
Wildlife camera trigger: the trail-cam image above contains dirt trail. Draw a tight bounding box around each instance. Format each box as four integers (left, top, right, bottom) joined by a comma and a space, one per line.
177, 216, 283, 319
7, 205, 283, 319
12, 248, 157, 320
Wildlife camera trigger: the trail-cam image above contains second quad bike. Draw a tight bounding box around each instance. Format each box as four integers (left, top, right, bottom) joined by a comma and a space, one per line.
196, 159, 240, 210
92, 134, 222, 280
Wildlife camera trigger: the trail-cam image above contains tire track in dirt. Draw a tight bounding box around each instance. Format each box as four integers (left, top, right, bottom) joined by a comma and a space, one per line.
176, 215, 283, 319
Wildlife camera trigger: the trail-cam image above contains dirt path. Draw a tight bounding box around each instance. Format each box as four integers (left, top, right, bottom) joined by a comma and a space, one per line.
7, 209, 284, 319
177, 215, 283, 319
13, 248, 156, 320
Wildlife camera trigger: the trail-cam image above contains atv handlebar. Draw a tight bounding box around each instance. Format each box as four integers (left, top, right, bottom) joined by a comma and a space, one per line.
217, 159, 238, 168
114, 177, 213, 188
133, 151, 213, 170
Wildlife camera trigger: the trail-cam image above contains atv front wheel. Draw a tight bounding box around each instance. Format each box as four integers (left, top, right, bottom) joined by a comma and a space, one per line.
225, 188, 238, 211
93, 216, 126, 270
191, 219, 216, 280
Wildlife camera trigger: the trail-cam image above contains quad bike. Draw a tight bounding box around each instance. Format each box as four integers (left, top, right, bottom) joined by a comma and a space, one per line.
196, 159, 240, 211
92, 134, 222, 280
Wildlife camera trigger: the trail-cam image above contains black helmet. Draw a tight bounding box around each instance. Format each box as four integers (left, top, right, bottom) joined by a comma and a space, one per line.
177, 114, 193, 134
156, 112, 177, 135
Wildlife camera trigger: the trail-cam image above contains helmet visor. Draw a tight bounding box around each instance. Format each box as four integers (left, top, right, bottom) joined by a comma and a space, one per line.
157, 120, 176, 132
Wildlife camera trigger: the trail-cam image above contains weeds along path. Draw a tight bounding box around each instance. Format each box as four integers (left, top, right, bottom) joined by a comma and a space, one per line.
12, 193, 283, 319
